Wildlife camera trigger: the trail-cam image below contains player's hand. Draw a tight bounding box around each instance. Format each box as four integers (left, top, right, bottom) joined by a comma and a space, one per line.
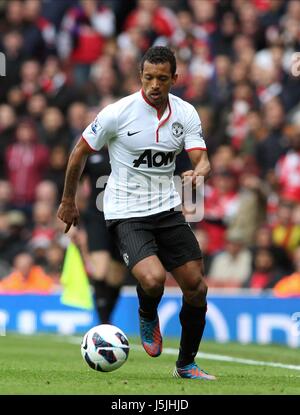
181, 170, 202, 189
57, 200, 80, 234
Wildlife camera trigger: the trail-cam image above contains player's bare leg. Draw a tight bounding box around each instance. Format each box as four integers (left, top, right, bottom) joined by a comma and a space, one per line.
171, 259, 216, 380
132, 255, 166, 357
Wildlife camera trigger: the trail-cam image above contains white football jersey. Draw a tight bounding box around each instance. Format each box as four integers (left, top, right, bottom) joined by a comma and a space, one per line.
82, 90, 206, 219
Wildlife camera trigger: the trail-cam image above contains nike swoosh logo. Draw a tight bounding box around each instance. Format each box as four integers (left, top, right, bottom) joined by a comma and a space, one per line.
127, 130, 142, 136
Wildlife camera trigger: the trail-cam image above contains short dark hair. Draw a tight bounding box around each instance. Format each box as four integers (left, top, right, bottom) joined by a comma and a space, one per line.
140, 46, 177, 76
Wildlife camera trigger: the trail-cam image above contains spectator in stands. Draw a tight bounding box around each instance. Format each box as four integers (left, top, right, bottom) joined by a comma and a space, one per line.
43, 241, 65, 283
273, 245, 300, 297
58, 0, 115, 86
115, 48, 139, 83
44, 145, 68, 199
89, 65, 119, 105
264, 168, 281, 225
67, 102, 88, 145
5, 118, 49, 213
232, 34, 255, 66
2, 0, 24, 33
280, 0, 300, 51
171, 8, 205, 61
272, 199, 300, 255
40, 0, 73, 30
22, 0, 57, 60
26, 93, 48, 124
211, 11, 238, 57
0, 212, 12, 279
259, 0, 285, 29
250, 225, 292, 276
240, 110, 268, 158
0, 104, 17, 178
29, 230, 51, 268
4, 210, 30, 265
0, 30, 25, 99
208, 54, 232, 114
19, 59, 42, 101
201, 167, 240, 254
189, 40, 214, 82
6, 85, 26, 116
228, 170, 267, 245
0, 180, 12, 211
236, 2, 265, 50
251, 54, 282, 103
195, 105, 222, 154
40, 106, 70, 149
188, 0, 217, 39
275, 116, 300, 203
0, 251, 57, 293
183, 72, 211, 106
244, 247, 285, 290
31, 201, 56, 242
29, 200, 58, 267
226, 81, 255, 151
35, 180, 58, 209
254, 98, 289, 177
209, 144, 236, 171
123, 0, 178, 41
207, 228, 252, 288
230, 60, 250, 87
39, 55, 81, 112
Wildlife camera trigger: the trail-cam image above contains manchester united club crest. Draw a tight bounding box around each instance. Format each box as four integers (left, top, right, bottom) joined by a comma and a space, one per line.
123, 253, 129, 266
172, 122, 184, 138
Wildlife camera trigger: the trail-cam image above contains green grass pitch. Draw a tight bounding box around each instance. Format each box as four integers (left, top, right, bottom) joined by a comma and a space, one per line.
0, 334, 299, 395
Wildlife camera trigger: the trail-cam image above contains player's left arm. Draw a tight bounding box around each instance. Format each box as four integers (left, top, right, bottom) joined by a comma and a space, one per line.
184, 149, 211, 185
183, 106, 211, 185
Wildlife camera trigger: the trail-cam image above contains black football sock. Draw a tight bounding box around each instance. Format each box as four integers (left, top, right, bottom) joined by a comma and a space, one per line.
176, 298, 207, 368
136, 283, 163, 321
106, 284, 122, 320
93, 280, 110, 324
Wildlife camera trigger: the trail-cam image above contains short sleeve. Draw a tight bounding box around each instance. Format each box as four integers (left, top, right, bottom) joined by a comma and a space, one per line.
82, 104, 117, 151
184, 106, 207, 152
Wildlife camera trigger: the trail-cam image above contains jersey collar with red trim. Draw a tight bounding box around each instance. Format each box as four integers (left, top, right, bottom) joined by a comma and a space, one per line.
140, 89, 171, 121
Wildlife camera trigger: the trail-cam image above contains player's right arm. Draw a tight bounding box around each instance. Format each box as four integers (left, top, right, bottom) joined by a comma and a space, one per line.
58, 103, 117, 233
57, 138, 94, 233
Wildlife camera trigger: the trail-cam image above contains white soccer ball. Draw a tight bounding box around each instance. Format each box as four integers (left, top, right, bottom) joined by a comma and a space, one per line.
81, 324, 130, 372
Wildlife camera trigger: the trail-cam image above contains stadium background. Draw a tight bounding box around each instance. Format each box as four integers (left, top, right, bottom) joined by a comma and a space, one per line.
0, 0, 299, 346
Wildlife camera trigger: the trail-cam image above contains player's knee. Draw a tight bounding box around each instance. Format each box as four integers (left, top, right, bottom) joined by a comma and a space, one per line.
141, 272, 166, 296
184, 278, 207, 305
198, 279, 208, 298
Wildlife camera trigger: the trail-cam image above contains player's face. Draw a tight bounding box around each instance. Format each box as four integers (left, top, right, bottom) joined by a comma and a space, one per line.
141, 61, 177, 108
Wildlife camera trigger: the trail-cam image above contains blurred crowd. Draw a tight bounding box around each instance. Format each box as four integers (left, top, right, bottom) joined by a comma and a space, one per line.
0, 0, 300, 295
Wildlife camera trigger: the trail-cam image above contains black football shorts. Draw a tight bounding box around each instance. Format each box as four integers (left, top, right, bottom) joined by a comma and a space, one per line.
106, 209, 202, 271
83, 208, 121, 261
